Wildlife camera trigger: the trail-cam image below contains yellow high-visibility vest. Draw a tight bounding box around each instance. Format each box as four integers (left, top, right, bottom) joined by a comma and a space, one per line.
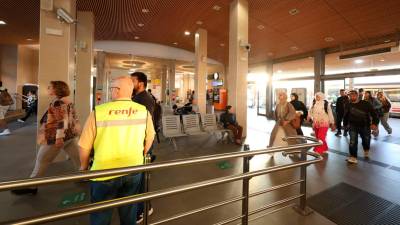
92, 100, 148, 181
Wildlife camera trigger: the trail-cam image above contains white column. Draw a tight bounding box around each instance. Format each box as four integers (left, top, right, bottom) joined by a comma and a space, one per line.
227, 0, 248, 136
161, 67, 167, 103
168, 61, 176, 104
76, 11, 94, 122
194, 28, 207, 114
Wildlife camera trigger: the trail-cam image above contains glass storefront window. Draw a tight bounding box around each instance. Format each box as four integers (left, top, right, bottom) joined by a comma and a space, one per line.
273, 80, 314, 108
273, 57, 314, 80
325, 45, 400, 75
324, 80, 345, 103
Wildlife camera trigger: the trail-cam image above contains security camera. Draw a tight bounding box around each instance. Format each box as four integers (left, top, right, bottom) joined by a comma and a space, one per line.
56, 8, 76, 24
240, 40, 251, 52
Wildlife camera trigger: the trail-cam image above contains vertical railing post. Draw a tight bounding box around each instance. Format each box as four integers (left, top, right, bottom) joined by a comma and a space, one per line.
143, 154, 152, 225
242, 144, 251, 225
293, 147, 313, 216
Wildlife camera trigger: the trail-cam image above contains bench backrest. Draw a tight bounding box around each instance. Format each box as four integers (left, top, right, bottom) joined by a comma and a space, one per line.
162, 115, 183, 136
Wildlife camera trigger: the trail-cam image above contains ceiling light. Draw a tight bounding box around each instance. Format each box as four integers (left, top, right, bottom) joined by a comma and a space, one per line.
141, 8, 149, 13
173, 42, 178, 45
212, 5, 221, 11
379, 58, 385, 62
134, 36, 140, 40
138, 23, 144, 27
384, 39, 391, 43
0, 20, 6, 25
289, 8, 300, 15
257, 25, 265, 30
290, 46, 299, 51
267, 52, 274, 56
184, 31, 191, 36
196, 21, 203, 25
277, 70, 283, 73
220, 43, 225, 47
354, 59, 364, 64
26, 38, 33, 41
324, 37, 334, 42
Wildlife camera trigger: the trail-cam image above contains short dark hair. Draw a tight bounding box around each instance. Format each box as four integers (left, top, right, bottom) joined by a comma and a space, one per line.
50, 81, 70, 98
358, 88, 364, 92
340, 89, 345, 92
147, 89, 152, 93
349, 90, 358, 95
131, 72, 148, 88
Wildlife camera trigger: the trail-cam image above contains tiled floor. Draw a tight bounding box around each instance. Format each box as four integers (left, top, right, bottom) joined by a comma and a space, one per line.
0, 110, 400, 225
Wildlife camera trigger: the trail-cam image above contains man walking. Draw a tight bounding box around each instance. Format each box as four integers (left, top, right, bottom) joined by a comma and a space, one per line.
343, 90, 379, 164
0, 81, 14, 136
335, 89, 349, 136
78, 76, 155, 225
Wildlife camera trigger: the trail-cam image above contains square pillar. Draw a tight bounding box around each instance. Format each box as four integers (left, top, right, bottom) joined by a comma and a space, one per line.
194, 28, 208, 114
76, 11, 94, 121
228, 0, 249, 136
314, 50, 325, 93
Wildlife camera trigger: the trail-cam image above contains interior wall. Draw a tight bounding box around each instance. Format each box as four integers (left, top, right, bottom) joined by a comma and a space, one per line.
0, 45, 18, 110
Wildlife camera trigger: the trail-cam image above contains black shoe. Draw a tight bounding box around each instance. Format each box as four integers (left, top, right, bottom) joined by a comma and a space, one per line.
335, 132, 342, 136
343, 132, 348, 137
11, 188, 38, 195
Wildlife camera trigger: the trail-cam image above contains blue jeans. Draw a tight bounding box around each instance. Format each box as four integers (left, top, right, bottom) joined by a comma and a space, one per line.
90, 173, 142, 225
349, 126, 371, 158
137, 145, 154, 218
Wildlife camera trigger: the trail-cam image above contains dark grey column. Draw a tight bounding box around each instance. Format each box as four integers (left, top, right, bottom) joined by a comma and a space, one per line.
314, 50, 325, 93
266, 61, 273, 118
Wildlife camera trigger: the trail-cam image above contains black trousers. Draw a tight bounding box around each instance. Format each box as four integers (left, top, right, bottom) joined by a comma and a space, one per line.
21, 106, 35, 121
336, 112, 344, 132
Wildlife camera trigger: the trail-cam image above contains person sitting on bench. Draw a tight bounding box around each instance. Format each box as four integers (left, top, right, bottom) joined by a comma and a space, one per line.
220, 105, 243, 145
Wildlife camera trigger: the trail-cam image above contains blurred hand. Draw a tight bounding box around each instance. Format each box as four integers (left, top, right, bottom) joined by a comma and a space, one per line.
330, 124, 336, 131
55, 139, 64, 148
370, 124, 377, 130
281, 120, 290, 126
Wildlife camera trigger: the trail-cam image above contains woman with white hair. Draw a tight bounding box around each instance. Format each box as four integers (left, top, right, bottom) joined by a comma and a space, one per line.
269, 91, 298, 149
308, 92, 335, 155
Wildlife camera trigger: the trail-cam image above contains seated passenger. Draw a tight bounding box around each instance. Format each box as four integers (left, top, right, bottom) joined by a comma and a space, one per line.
220, 105, 243, 145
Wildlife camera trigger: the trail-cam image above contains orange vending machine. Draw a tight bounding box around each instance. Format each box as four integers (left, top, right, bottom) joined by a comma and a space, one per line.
213, 88, 227, 111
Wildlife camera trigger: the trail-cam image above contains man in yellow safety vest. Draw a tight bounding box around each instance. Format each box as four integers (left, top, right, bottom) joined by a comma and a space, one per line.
78, 76, 155, 225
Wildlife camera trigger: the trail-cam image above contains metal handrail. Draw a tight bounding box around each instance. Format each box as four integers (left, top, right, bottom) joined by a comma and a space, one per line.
0, 136, 321, 191
1, 136, 322, 225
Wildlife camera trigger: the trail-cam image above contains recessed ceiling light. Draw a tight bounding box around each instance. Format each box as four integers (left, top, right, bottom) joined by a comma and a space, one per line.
277, 70, 283, 73
384, 39, 391, 43
138, 23, 144, 27
290, 46, 299, 51
184, 31, 191, 36
324, 37, 334, 42
267, 52, 274, 56
26, 38, 33, 41
141, 8, 149, 13
289, 8, 300, 15
173, 42, 178, 45
354, 59, 364, 64
213, 5, 221, 11
134, 36, 140, 40
196, 21, 203, 25
379, 58, 385, 62
0, 20, 6, 25
257, 25, 265, 30
220, 43, 225, 47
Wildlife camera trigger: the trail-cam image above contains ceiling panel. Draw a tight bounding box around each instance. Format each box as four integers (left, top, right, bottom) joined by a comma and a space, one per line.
1, 0, 400, 64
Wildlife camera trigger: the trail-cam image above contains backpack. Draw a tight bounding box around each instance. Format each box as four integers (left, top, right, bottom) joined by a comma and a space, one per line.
312, 99, 328, 114
0, 89, 14, 106
153, 102, 162, 129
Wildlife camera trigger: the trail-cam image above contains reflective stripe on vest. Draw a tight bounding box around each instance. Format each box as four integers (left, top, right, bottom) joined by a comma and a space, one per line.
92, 100, 147, 181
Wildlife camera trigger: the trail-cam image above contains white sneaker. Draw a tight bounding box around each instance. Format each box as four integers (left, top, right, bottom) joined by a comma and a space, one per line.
364, 151, 370, 159
0, 129, 11, 136
136, 207, 154, 223
347, 157, 358, 164
17, 119, 25, 123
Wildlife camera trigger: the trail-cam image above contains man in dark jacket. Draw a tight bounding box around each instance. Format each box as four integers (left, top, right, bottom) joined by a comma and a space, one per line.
344, 90, 379, 164
130, 72, 155, 222
290, 93, 308, 135
335, 89, 349, 136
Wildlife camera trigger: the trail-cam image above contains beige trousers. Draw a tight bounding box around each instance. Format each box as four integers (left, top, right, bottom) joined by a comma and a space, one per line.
30, 138, 80, 178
